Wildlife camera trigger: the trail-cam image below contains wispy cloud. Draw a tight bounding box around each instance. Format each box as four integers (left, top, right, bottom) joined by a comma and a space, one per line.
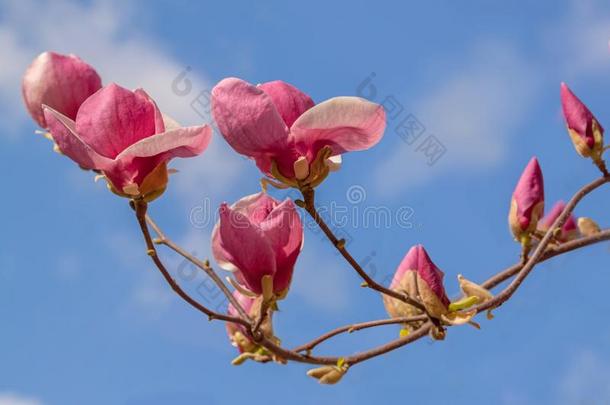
374, 40, 539, 196
0, 392, 43, 405
556, 349, 610, 404
543, 0, 610, 79
291, 245, 351, 313
373, 0, 610, 197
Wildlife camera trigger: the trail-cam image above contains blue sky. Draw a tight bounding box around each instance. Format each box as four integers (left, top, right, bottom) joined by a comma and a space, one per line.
2, 0, 610, 404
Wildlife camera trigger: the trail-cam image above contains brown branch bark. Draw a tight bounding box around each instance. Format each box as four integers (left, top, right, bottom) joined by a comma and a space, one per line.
474, 176, 609, 313
299, 186, 426, 312
131, 176, 610, 369
144, 214, 250, 321
132, 200, 249, 328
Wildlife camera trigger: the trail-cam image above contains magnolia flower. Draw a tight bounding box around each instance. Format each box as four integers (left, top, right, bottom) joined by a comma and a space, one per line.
22, 51, 102, 128
43, 83, 211, 201
538, 201, 578, 242
212, 192, 304, 298
508, 157, 545, 242
211, 78, 386, 188
560, 83, 604, 159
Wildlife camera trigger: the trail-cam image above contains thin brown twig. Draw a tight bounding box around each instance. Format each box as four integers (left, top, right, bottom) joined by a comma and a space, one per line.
131, 177, 610, 369
133, 200, 250, 328
294, 315, 428, 353
145, 214, 250, 321
482, 228, 610, 290
299, 187, 426, 312
474, 176, 610, 313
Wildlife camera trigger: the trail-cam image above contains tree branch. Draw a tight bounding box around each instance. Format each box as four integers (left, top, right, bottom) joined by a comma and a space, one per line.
298, 186, 426, 312
132, 200, 249, 328
144, 213, 250, 321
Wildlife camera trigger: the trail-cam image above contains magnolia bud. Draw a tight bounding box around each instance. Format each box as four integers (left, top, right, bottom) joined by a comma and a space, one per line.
508, 157, 544, 241
539, 201, 578, 242
306, 365, 347, 384
384, 245, 450, 321
577, 217, 601, 237
22, 51, 102, 128
560, 83, 604, 159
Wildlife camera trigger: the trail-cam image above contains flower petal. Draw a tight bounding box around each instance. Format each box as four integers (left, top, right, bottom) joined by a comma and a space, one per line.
212, 77, 291, 157
43, 105, 112, 170
290, 96, 386, 159
217, 203, 277, 294
259, 199, 304, 292
116, 125, 212, 161
75, 83, 160, 158
258, 80, 314, 127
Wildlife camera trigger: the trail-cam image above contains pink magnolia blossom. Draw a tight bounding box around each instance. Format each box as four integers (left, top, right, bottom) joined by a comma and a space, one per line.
22, 51, 102, 128
508, 157, 545, 240
560, 82, 604, 158
539, 201, 578, 242
211, 78, 386, 187
212, 192, 304, 297
384, 245, 450, 321
43, 83, 211, 201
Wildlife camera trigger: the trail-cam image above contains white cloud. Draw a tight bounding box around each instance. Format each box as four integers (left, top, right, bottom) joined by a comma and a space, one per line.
556, 349, 610, 404
0, 392, 43, 405
374, 41, 539, 195
543, 0, 610, 79
291, 246, 351, 313
373, 0, 610, 196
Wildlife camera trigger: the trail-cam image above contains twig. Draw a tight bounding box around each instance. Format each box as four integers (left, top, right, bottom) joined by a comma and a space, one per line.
132, 200, 249, 328
145, 214, 250, 321
299, 187, 426, 312
294, 315, 428, 353
474, 176, 610, 313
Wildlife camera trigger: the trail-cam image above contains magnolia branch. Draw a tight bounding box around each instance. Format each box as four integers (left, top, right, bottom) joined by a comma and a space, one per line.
474, 175, 610, 313
133, 176, 610, 370
132, 200, 249, 328
144, 214, 250, 320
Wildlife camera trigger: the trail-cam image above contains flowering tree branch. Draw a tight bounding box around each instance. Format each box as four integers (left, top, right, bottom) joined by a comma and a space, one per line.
132, 177, 610, 373
22, 50, 610, 384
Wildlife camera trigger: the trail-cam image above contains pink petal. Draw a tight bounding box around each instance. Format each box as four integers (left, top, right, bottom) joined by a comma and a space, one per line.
22, 52, 101, 128
75, 83, 160, 159
116, 125, 212, 161
211, 77, 291, 158
258, 80, 314, 127
259, 199, 304, 292
231, 192, 279, 226
513, 157, 545, 230
217, 203, 277, 294
134, 88, 166, 134
43, 106, 112, 170
290, 96, 386, 160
